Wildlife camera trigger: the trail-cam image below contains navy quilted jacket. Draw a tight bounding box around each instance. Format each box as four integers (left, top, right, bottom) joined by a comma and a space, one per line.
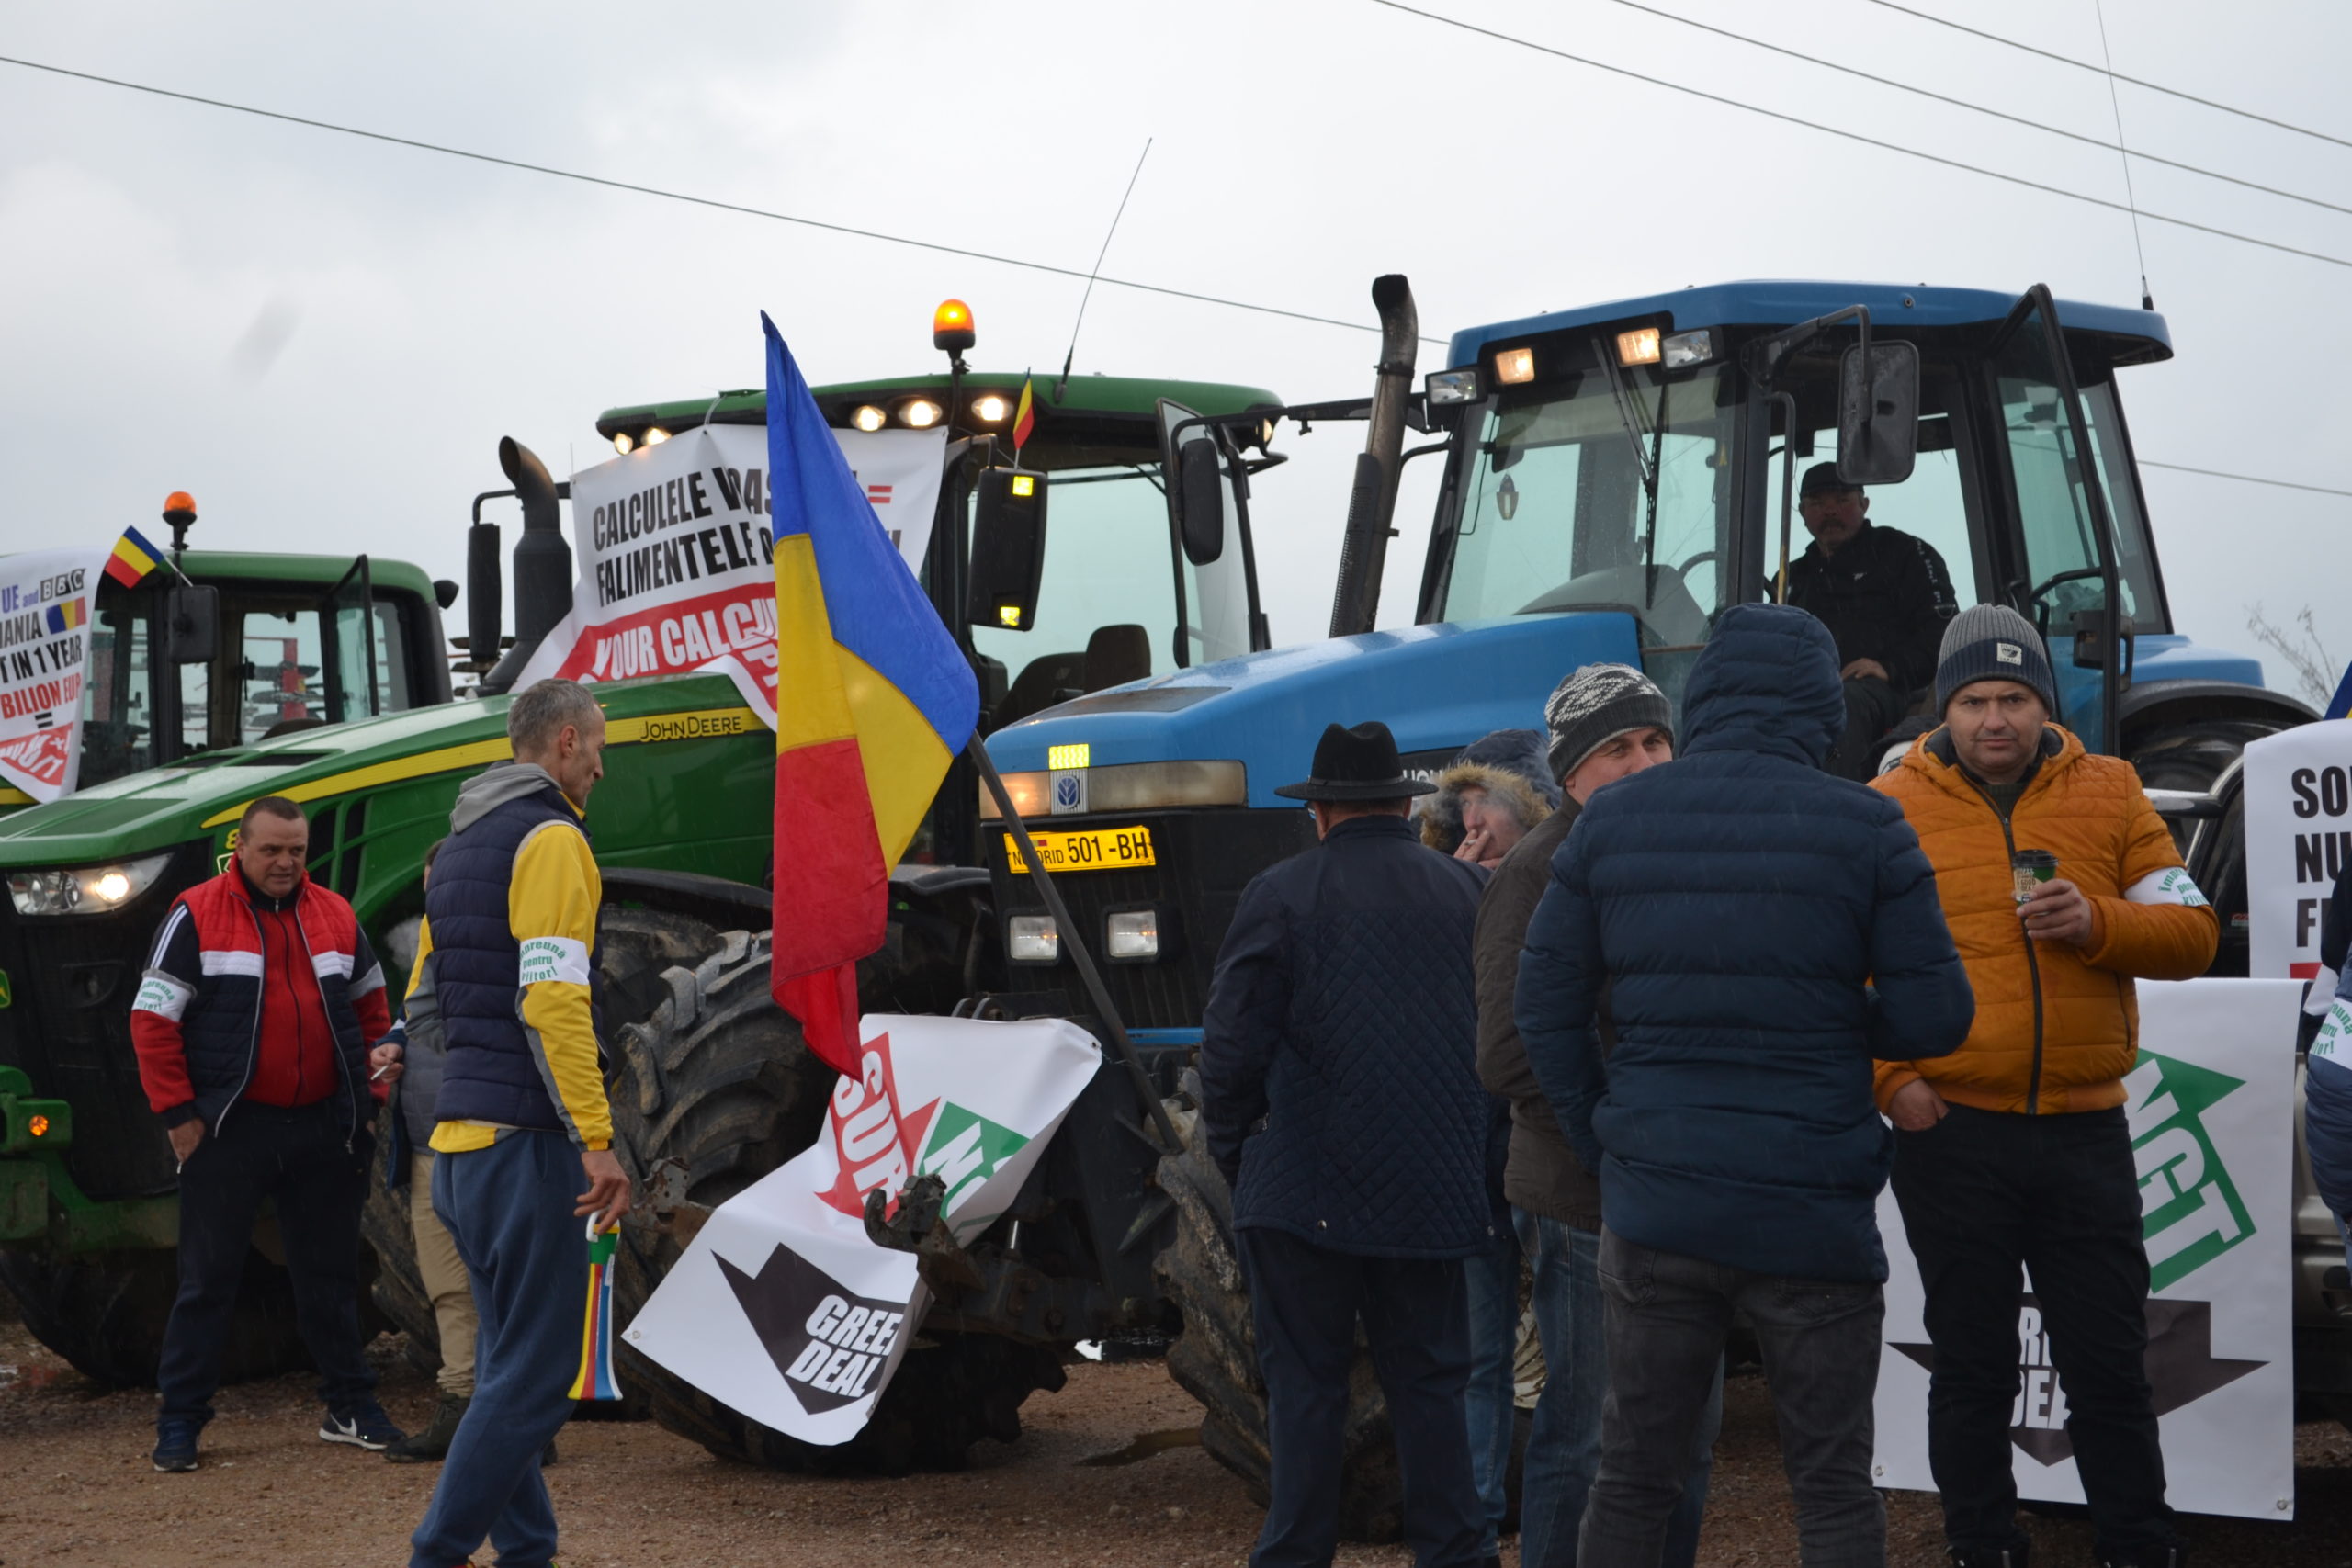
1199, 814, 1494, 1258
1515, 604, 1973, 1283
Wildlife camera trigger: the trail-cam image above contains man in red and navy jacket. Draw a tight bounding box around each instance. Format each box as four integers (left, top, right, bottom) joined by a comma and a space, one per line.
130, 795, 405, 1472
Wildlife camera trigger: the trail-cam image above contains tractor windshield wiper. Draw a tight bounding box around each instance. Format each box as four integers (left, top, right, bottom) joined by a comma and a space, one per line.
1589, 336, 1658, 498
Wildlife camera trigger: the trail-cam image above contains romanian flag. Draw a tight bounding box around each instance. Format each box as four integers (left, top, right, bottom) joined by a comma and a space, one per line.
763, 314, 979, 1076
44, 600, 85, 634
105, 526, 164, 589
1012, 376, 1035, 454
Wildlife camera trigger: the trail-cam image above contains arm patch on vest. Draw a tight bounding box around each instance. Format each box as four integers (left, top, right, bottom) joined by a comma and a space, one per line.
518, 935, 592, 987
2125, 867, 2209, 908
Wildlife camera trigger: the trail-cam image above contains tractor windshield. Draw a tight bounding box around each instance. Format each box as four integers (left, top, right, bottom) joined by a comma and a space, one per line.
1443, 364, 1734, 648
972, 465, 1219, 728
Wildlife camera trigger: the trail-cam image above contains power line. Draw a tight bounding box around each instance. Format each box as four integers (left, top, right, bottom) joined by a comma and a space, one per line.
1363, 1, 2352, 274
1599, 0, 2352, 220
2142, 461, 2352, 501
1859, 0, 2352, 152
0, 53, 1448, 346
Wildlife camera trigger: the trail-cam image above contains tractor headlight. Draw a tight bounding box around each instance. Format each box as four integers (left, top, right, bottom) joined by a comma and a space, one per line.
980, 761, 1246, 818
1661, 329, 1715, 368
1007, 915, 1059, 964
1425, 367, 1481, 404
6, 852, 174, 917
1105, 908, 1160, 960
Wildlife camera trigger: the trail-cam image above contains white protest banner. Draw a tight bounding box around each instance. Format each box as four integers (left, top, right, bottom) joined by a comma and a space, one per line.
2243, 722, 2352, 980
0, 549, 108, 802
1871, 978, 2301, 1520
513, 423, 946, 727
624, 1012, 1100, 1445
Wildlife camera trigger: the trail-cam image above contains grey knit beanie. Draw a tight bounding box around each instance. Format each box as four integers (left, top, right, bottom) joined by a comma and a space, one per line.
1935, 603, 2058, 716
1544, 663, 1674, 782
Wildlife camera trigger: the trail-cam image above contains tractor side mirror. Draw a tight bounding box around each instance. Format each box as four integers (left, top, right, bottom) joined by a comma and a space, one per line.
967, 468, 1048, 632
1838, 340, 1920, 486
1178, 436, 1227, 566
2072, 606, 2135, 671
161, 583, 219, 664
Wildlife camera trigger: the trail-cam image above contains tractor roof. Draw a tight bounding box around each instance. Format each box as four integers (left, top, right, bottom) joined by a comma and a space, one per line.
595, 373, 1283, 443
1447, 280, 2173, 370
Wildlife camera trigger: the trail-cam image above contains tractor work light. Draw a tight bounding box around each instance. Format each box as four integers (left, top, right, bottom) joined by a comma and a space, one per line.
643, 426, 671, 446
1662, 329, 1716, 368
1495, 346, 1535, 385
1105, 908, 1160, 961
1425, 368, 1480, 404
6, 852, 173, 917
933, 298, 977, 354
852, 404, 887, 433
612, 432, 636, 455
1615, 328, 1662, 367
972, 394, 1010, 423
900, 400, 943, 429
1007, 914, 1059, 964
980, 760, 1246, 819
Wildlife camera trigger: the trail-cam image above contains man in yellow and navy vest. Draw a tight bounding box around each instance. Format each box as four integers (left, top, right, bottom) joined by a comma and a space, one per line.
401, 679, 629, 1568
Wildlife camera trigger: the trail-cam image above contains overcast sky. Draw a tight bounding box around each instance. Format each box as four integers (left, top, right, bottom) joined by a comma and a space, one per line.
2, 1, 2346, 701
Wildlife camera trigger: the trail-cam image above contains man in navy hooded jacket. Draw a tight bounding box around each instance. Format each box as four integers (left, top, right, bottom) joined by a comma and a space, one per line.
1517, 604, 1973, 1568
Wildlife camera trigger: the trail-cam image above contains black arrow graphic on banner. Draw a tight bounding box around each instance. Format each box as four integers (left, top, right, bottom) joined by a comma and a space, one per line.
715, 1244, 910, 1417
1892, 1295, 2266, 1465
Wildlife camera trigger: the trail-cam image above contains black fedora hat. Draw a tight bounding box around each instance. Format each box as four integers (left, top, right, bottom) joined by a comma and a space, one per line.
1273, 721, 1436, 802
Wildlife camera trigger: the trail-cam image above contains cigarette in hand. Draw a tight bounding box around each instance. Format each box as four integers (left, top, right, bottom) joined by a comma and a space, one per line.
370, 1063, 396, 1081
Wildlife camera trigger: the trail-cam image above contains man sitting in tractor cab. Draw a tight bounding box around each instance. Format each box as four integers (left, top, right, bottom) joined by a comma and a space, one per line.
1785, 462, 1960, 779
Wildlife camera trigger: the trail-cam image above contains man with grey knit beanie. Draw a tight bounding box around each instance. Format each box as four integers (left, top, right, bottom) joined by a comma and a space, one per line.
1471, 663, 1712, 1568
1872, 602, 2214, 1568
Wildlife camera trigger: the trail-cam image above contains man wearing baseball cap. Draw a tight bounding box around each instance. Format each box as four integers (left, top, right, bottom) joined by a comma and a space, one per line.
1872, 605, 2217, 1568
1785, 461, 1959, 779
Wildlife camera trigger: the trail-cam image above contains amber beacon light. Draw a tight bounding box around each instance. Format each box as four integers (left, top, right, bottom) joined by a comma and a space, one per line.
933, 299, 976, 355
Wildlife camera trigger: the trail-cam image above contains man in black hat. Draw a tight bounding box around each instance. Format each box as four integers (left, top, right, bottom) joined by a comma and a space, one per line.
1200, 719, 1492, 1568
1785, 461, 1959, 779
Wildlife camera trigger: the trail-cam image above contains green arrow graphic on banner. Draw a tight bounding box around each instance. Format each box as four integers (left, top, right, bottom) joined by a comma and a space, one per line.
917, 1102, 1031, 1213
2124, 1050, 2253, 1292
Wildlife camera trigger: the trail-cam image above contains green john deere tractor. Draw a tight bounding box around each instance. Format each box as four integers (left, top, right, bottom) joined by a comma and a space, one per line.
0, 333, 1285, 1466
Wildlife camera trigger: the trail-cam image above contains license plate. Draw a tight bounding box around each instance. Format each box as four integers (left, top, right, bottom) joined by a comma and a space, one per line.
1003, 825, 1156, 874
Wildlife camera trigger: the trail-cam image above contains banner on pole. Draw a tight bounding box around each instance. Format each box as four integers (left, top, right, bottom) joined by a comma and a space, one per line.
2243, 722, 2352, 979
1871, 977, 2301, 1521
512, 423, 946, 727
623, 1012, 1101, 1445
0, 549, 108, 803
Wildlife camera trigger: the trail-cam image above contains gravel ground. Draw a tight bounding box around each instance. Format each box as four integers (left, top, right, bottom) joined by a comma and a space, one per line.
1, 1316, 2348, 1567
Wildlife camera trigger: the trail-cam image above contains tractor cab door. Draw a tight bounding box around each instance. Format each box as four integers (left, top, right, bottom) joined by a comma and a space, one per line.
324, 557, 382, 723
1985, 284, 2140, 755
1155, 400, 1269, 670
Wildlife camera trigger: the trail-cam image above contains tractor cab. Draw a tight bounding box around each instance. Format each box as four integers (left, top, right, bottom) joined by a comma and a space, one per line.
1415, 280, 2309, 762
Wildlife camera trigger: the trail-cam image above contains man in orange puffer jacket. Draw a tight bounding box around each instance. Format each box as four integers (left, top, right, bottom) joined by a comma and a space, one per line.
1872, 604, 2216, 1568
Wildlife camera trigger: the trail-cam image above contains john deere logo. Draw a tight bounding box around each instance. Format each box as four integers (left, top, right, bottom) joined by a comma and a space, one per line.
917, 1101, 1030, 1213
2126, 1050, 2252, 1291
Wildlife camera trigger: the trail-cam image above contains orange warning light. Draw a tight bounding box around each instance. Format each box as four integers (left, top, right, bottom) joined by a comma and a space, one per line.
933, 299, 976, 355
163, 491, 198, 524
27, 1114, 48, 1139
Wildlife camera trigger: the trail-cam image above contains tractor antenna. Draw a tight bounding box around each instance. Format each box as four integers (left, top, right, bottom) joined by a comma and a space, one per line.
1055, 137, 1152, 401
2091, 0, 2154, 310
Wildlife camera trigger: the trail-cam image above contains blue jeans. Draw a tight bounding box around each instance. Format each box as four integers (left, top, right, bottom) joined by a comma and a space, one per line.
1581, 1229, 1883, 1568
1464, 1211, 1521, 1559
1514, 1210, 1715, 1568
408, 1131, 585, 1568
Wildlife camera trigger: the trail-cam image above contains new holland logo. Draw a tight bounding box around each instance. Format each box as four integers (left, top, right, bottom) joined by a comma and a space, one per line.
2126, 1050, 2253, 1291
916, 1102, 1030, 1215
715, 1243, 907, 1416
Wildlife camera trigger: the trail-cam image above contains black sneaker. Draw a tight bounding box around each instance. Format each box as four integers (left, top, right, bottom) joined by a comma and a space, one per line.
385, 1394, 468, 1463
321, 1402, 405, 1450
151, 1417, 201, 1472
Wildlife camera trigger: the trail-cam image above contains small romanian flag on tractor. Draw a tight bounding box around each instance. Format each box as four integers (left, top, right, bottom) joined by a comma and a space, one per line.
105, 525, 164, 589
763, 313, 979, 1077
1012, 376, 1035, 453
568, 1216, 622, 1402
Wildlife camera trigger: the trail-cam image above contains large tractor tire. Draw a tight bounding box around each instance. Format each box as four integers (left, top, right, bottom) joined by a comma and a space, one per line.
605, 927, 1066, 1472
363, 903, 732, 1383
2132, 718, 2283, 979
0, 1245, 306, 1388
1154, 1097, 1407, 1541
